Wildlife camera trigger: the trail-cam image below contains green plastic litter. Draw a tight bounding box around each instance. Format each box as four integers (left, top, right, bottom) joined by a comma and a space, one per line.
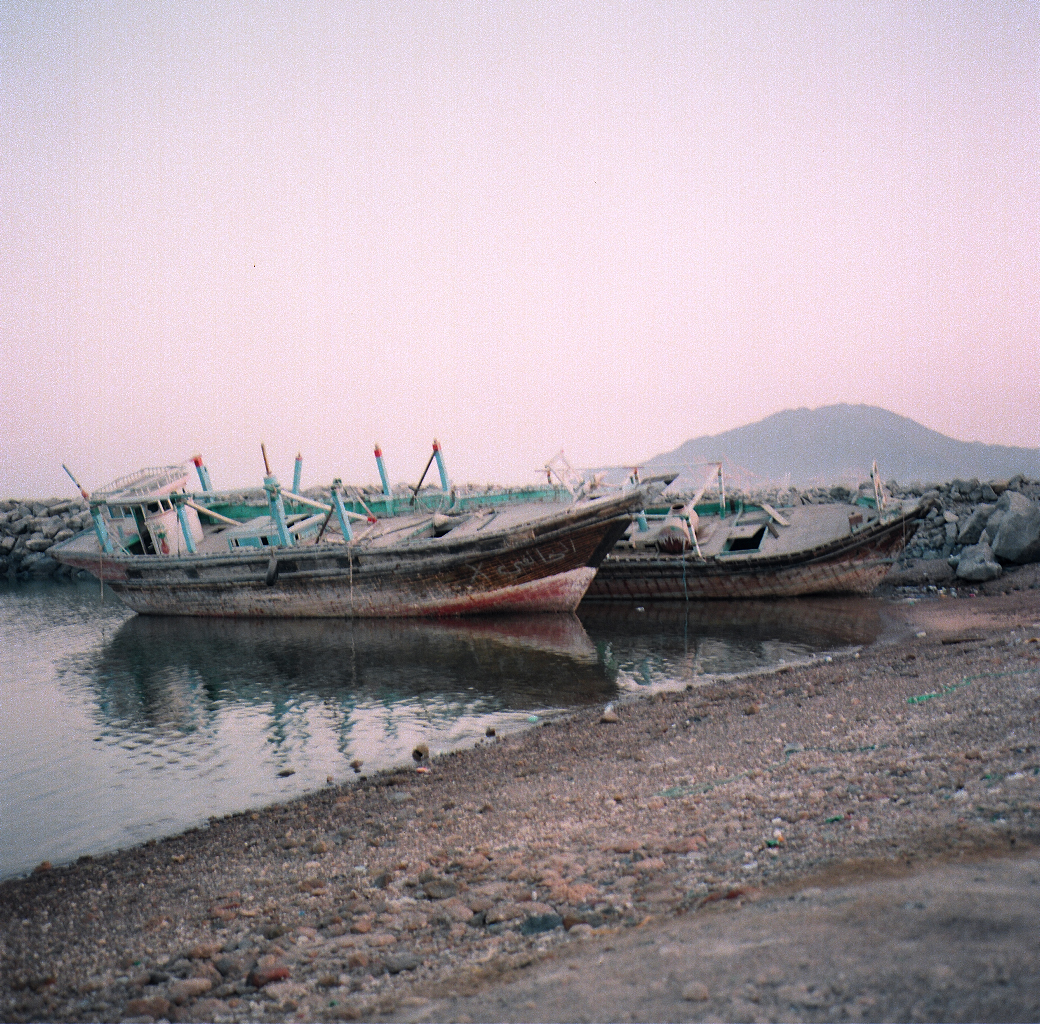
824, 814, 844, 824
908, 679, 970, 704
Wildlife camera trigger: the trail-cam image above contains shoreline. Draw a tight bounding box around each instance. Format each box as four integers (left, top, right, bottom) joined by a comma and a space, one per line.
2, 590, 1039, 1022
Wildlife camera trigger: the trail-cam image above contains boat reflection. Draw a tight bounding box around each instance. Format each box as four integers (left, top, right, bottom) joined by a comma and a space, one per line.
577, 597, 886, 686
82, 612, 614, 738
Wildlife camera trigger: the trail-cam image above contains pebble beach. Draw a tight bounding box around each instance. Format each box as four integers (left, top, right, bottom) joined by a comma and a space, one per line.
2, 576, 1039, 1023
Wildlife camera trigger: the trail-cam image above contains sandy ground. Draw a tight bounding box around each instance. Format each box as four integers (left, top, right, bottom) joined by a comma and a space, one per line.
2, 585, 1039, 1024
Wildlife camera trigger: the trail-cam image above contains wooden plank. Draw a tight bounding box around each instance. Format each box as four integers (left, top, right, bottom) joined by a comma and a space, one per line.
760, 503, 791, 527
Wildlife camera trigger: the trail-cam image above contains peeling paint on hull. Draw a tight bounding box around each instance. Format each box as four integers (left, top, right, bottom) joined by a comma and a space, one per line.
587, 504, 922, 601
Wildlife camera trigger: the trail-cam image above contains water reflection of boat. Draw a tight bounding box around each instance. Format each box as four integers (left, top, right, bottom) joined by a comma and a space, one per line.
83, 612, 612, 732
577, 597, 886, 650
577, 598, 885, 685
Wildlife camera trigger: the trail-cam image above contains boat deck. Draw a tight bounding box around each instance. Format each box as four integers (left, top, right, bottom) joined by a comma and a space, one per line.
623, 502, 891, 560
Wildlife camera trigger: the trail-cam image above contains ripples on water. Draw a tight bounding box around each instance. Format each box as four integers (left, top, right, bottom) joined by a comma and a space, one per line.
0, 579, 886, 879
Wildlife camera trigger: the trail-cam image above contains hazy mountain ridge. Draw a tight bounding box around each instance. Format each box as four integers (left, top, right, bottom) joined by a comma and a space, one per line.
645, 405, 1040, 488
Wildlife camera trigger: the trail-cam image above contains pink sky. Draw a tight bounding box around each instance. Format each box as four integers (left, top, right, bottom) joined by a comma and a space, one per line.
2, 2, 1037, 497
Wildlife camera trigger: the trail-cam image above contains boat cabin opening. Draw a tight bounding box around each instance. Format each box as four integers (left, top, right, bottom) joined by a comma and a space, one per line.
722, 523, 767, 553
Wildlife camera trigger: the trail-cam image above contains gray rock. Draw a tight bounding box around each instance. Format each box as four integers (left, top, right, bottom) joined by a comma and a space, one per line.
41, 517, 64, 538
957, 505, 996, 545
423, 878, 459, 900
990, 491, 1040, 564
0, 536, 15, 555
384, 952, 422, 974
521, 913, 564, 935
25, 535, 53, 552
955, 542, 1003, 582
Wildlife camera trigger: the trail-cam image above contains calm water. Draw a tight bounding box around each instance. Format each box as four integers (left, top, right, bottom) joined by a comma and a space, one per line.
0, 579, 886, 880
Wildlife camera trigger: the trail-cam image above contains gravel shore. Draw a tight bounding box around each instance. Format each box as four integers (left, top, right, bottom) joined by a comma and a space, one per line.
2, 589, 1039, 1024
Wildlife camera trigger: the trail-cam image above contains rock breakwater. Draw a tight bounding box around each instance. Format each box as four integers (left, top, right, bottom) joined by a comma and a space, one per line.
0, 498, 92, 580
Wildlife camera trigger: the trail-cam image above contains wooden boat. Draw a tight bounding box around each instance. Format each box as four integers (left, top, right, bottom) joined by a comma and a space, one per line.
584, 495, 932, 601
51, 461, 650, 618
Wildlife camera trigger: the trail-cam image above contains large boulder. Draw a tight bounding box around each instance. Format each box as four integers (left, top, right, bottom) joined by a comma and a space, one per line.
990, 491, 1040, 564
957, 504, 996, 545
955, 541, 1003, 582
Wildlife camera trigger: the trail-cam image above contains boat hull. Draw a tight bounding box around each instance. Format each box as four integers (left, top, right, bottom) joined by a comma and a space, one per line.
586, 504, 923, 601
52, 498, 633, 618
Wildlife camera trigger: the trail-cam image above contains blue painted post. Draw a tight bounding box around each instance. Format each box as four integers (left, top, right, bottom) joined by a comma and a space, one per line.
372, 442, 391, 494
637, 511, 649, 532
331, 479, 353, 541
372, 442, 391, 515
173, 496, 197, 554
292, 452, 303, 495
89, 500, 114, 554
264, 475, 294, 546
192, 454, 212, 491
432, 439, 450, 491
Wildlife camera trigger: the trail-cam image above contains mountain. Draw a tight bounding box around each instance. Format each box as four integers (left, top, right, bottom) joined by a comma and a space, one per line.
644, 405, 1040, 488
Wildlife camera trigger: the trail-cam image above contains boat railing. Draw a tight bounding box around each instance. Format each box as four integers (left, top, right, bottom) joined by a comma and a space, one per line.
96, 464, 192, 500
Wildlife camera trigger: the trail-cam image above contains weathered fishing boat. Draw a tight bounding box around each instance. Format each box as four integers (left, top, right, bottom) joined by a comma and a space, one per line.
51, 459, 651, 618
585, 487, 933, 601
